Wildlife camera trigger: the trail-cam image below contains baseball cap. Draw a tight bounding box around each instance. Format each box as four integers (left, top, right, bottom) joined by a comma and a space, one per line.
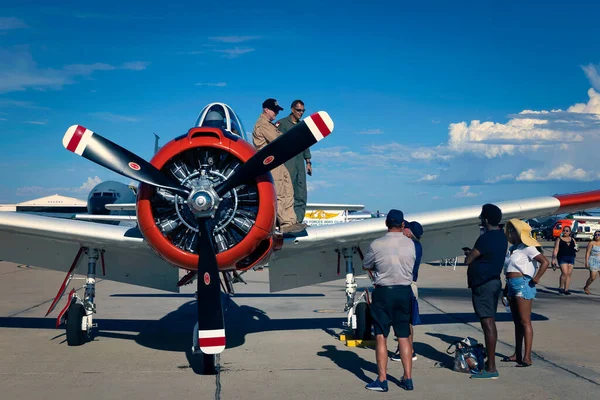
480, 203, 502, 226
262, 98, 284, 112
407, 221, 424, 240
386, 209, 406, 227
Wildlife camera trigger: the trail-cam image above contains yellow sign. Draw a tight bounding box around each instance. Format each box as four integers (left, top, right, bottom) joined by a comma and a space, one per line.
305, 210, 341, 220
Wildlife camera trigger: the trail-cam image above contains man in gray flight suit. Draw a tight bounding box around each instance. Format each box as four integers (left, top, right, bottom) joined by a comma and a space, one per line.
275, 100, 312, 223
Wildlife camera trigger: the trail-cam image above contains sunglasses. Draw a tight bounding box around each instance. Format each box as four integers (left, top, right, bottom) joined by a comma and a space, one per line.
595, 233, 600, 236
294, 108, 305, 113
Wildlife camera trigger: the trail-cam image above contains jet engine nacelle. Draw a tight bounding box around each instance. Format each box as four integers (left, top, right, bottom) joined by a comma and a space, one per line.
136, 127, 276, 272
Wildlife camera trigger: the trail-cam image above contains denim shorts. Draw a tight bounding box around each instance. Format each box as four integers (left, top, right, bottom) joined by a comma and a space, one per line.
558, 256, 575, 265
507, 276, 536, 300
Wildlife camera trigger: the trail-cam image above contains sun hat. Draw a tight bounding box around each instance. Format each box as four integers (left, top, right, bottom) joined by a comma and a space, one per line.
505, 218, 541, 247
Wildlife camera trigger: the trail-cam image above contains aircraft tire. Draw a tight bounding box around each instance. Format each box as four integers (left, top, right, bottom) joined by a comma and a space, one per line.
354, 302, 372, 340
66, 303, 87, 346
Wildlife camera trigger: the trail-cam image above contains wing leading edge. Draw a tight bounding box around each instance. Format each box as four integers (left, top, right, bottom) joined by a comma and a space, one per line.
0, 212, 179, 292
268, 191, 600, 292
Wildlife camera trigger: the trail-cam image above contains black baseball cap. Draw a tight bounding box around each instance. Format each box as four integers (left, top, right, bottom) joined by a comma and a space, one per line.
262, 98, 284, 112
480, 203, 502, 226
386, 209, 406, 227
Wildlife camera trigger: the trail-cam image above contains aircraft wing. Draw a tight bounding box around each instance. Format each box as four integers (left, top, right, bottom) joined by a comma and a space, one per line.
105, 203, 136, 211
305, 203, 365, 211
74, 214, 137, 222
0, 212, 179, 292
268, 190, 600, 292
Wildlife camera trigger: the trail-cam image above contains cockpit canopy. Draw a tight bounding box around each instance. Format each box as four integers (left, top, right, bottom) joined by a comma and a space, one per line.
195, 103, 247, 141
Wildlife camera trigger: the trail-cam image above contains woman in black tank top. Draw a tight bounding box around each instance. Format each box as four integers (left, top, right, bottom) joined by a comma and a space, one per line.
551, 225, 578, 295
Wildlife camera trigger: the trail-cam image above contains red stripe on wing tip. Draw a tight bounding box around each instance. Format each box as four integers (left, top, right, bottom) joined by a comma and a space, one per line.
555, 190, 600, 209
66, 125, 86, 153
310, 112, 331, 137
199, 337, 226, 347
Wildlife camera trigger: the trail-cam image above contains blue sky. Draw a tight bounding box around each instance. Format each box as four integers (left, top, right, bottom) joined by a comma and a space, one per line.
1, 0, 600, 214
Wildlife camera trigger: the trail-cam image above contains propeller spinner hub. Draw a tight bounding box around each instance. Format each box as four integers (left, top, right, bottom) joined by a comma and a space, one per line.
192, 191, 212, 211
188, 188, 221, 217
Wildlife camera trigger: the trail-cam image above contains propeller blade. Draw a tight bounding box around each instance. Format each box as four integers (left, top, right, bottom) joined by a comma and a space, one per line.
63, 125, 190, 197
215, 111, 333, 197
196, 219, 225, 354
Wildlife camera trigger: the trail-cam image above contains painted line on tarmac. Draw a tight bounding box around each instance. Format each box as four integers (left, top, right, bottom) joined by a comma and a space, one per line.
215, 354, 222, 400
420, 296, 600, 387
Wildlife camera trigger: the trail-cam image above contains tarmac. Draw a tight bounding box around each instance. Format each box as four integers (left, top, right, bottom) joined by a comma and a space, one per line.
1, 241, 599, 399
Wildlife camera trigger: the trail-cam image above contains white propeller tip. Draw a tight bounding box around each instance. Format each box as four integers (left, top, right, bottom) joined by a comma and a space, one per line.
63, 125, 93, 155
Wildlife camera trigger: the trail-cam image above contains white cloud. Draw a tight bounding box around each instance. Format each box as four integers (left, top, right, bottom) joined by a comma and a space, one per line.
195, 82, 227, 87
0, 99, 50, 109
516, 164, 596, 182
441, 89, 600, 159
0, 46, 150, 93
414, 174, 437, 182
485, 174, 513, 184
357, 128, 384, 135
213, 47, 255, 58
307, 180, 337, 193
455, 186, 480, 198
24, 121, 46, 125
0, 17, 27, 30
89, 112, 140, 122
79, 176, 102, 191
0, 117, 6, 121
176, 50, 205, 55
300, 82, 600, 190
209, 36, 260, 43
121, 61, 150, 71
566, 88, 600, 114
582, 63, 600, 91
16, 176, 102, 198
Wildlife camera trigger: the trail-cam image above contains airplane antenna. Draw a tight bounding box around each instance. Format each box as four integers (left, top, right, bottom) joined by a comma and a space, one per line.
153, 133, 160, 155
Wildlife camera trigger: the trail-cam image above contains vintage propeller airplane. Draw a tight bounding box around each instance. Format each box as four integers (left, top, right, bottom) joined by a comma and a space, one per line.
2, 102, 600, 375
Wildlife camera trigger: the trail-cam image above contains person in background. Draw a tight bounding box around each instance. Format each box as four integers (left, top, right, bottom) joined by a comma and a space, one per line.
362, 209, 416, 392
391, 221, 423, 363
584, 230, 600, 295
275, 100, 312, 223
551, 225, 577, 295
502, 219, 550, 367
463, 203, 508, 380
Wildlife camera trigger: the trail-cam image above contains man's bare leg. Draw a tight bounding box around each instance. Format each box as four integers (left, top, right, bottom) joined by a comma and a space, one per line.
396, 337, 413, 379
375, 334, 388, 381
480, 317, 498, 372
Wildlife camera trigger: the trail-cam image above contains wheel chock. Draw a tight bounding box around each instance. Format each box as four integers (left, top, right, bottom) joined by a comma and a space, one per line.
338, 332, 375, 348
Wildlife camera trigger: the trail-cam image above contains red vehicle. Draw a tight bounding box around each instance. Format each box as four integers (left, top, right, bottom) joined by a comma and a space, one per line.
552, 219, 578, 239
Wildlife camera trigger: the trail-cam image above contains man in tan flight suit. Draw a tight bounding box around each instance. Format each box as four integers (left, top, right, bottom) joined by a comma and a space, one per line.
253, 98, 307, 234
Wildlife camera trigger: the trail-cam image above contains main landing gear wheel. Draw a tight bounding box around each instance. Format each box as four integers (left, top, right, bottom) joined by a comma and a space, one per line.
66, 303, 87, 346
354, 302, 373, 340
